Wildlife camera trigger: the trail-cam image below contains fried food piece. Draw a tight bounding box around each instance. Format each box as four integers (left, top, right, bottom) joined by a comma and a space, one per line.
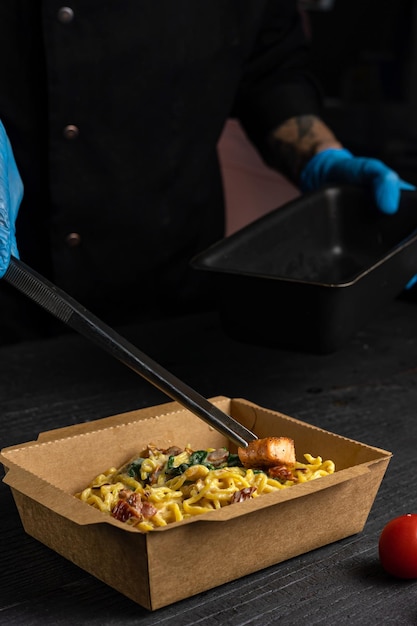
238, 437, 296, 468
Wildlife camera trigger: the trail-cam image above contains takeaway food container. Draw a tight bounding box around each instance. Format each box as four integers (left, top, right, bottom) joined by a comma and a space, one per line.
0, 397, 392, 610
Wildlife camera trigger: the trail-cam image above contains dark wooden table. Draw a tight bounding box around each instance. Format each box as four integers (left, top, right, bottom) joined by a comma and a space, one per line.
1, 298, 417, 625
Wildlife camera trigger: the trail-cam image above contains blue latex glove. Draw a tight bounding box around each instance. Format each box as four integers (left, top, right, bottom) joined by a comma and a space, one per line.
0, 120, 23, 278
300, 148, 415, 215
300, 147, 417, 289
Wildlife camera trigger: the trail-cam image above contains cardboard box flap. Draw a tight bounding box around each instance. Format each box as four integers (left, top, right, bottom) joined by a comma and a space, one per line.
231, 398, 392, 468
35, 397, 233, 443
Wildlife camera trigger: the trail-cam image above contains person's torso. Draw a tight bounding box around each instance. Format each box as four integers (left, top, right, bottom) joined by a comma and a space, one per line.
0, 2, 272, 312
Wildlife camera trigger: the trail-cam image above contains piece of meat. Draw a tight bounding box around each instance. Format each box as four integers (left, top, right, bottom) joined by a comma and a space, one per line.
163, 446, 184, 456
238, 437, 296, 468
206, 448, 229, 466
112, 489, 157, 523
231, 486, 257, 503
268, 465, 296, 482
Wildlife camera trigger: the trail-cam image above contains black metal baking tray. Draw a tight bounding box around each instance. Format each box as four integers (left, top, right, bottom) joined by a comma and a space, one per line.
191, 185, 417, 353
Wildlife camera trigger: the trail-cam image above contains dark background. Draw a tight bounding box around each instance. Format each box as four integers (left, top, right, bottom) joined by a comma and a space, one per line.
304, 0, 417, 183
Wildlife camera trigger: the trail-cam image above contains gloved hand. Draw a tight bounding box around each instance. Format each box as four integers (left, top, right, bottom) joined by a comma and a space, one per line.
300, 148, 415, 215
0, 120, 23, 278
300, 147, 417, 290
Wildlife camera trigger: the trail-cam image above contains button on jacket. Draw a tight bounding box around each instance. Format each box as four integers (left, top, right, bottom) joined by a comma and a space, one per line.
0, 1, 321, 339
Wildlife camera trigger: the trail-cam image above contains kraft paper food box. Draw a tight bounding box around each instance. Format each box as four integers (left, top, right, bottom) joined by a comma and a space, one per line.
0, 397, 391, 611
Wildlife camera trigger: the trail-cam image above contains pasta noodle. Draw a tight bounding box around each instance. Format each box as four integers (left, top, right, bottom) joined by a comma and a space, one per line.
75, 443, 335, 533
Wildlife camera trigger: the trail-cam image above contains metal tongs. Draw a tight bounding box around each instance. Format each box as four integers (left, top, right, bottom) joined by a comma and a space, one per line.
3, 257, 258, 448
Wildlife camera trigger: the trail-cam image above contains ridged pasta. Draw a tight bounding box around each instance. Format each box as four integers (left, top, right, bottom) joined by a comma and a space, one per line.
75, 445, 335, 533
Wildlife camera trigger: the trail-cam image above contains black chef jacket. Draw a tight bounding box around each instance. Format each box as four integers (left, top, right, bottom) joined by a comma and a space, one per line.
0, 1, 321, 342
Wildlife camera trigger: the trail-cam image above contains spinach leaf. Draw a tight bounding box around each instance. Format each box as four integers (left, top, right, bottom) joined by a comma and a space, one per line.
165, 455, 190, 476
126, 458, 145, 479
188, 450, 208, 466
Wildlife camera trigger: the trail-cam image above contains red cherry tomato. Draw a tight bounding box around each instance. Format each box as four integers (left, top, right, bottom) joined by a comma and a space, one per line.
378, 514, 417, 579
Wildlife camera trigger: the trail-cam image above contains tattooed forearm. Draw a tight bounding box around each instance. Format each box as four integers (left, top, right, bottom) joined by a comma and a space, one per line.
268, 115, 342, 183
